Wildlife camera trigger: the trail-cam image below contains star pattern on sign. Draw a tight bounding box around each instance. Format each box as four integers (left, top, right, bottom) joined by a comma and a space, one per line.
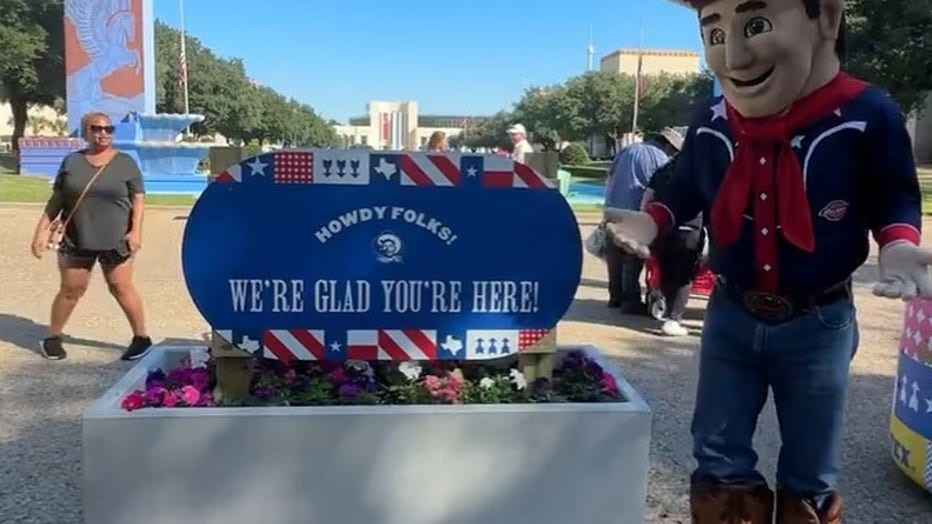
710, 98, 727, 121
466, 166, 478, 177
926, 398, 932, 413
330, 341, 342, 353
518, 329, 550, 350
273, 151, 313, 184
247, 157, 268, 176
909, 380, 922, 412
790, 136, 804, 149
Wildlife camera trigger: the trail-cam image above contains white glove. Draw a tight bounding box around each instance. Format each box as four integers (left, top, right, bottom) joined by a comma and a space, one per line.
602, 207, 659, 259
872, 241, 932, 300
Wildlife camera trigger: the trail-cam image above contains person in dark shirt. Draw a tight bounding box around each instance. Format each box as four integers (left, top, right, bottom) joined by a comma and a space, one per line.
30, 111, 153, 362
603, 1, 932, 522
640, 134, 706, 337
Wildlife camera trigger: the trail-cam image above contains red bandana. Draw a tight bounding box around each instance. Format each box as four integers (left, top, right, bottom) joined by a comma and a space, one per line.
709, 72, 868, 253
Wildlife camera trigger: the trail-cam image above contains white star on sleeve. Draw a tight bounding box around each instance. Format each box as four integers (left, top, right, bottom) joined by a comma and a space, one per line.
711, 99, 727, 121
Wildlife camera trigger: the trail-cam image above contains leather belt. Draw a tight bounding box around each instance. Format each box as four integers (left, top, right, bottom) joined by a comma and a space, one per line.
716, 278, 851, 323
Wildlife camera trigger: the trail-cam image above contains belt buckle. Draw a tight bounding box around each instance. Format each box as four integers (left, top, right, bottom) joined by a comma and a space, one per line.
742, 291, 792, 322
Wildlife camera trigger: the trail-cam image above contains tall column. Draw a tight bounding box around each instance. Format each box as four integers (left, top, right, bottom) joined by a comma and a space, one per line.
64, 0, 156, 136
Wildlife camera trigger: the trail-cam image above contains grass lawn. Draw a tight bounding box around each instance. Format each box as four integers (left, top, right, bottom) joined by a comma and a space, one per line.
0, 174, 197, 206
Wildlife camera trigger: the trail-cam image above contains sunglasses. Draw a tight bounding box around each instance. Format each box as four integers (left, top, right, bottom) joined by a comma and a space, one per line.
90, 125, 115, 134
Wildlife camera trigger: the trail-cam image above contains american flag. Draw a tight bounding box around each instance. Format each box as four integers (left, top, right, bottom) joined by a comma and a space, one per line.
635, 53, 646, 101
273, 151, 313, 183
176, 46, 187, 92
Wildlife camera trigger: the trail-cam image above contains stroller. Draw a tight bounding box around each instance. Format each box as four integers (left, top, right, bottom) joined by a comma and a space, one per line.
644, 227, 715, 321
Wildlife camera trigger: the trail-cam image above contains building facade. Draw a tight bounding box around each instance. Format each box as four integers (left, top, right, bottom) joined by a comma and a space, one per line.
332, 101, 488, 150
600, 49, 701, 77
0, 104, 69, 150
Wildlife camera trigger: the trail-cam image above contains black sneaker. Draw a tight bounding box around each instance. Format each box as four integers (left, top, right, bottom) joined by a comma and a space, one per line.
121, 336, 153, 361
40, 336, 67, 360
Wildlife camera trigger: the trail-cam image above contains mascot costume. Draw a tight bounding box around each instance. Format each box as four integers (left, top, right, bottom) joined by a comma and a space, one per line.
606, 0, 932, 522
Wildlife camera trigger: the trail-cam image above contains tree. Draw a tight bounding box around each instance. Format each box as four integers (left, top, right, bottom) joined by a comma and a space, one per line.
513, 84, 581, 150
0, 0, 64, 152
846, 0, 932, 116
155, 21, 262, 140
460, 111, 514, 150
563, 71, 634, 143
154, 21, 336, 146
638, 71, 714, 131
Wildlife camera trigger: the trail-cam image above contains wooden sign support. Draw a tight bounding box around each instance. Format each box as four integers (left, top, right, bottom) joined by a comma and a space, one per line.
518, 328, 557, 382
210, 330, 254, 401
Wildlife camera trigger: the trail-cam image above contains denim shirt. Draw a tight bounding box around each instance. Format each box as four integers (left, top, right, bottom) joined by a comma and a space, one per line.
604, 142, 669, 210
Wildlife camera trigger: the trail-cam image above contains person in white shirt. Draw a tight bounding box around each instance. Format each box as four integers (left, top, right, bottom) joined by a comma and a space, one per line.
507, 124, 534, 164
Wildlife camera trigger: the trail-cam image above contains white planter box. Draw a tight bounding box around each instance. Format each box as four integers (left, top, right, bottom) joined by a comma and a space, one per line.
83, 345, 652, 524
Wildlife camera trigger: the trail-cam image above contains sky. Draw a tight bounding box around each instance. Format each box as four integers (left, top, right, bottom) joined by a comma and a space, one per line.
154, 0, 703, 123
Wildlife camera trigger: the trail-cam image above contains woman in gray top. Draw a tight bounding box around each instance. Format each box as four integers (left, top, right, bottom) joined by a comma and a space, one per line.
30, 111, 152, 362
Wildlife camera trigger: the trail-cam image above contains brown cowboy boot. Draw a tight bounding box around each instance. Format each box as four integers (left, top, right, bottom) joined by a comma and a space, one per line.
691, 479, 775, 523
775, 490, 843, 524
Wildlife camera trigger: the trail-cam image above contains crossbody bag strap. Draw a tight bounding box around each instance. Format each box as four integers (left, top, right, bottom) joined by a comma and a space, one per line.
58, 156, 113, 231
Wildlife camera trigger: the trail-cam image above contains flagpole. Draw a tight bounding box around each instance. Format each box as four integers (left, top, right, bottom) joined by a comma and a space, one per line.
179, 0, 191, 136
630, 0, 644, 137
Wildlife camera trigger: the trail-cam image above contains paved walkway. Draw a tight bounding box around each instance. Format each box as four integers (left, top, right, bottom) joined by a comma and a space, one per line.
1, 205, 931, 522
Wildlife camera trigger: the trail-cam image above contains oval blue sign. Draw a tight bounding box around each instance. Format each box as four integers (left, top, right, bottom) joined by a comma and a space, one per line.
182, 149, 582, 362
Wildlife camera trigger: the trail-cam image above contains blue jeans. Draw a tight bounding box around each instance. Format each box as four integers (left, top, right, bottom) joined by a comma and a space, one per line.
691, 286, 858, 498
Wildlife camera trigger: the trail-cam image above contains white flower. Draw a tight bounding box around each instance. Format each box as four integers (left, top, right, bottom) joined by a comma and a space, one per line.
479, 377, 496, 390
189, 347, 210, 368
509, 368, 527, 390
398, 361, 423, 381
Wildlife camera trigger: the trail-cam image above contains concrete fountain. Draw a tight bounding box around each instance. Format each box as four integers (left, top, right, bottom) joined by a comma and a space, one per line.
17, 0, 214, 195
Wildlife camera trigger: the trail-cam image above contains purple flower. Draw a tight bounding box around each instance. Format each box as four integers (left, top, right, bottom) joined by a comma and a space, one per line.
196, 392, 215, 407
144, 386, 167, 406
338, 383, 361, 398
189, 368, 211, 391
253, 386, 278, 399
292, 374, 311, 392
167, 367, 194, 387
145, 369, 166, 390
562, 351, 587, 371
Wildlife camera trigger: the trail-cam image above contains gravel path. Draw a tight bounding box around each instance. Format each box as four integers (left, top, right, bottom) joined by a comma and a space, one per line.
1, 205, 931, 523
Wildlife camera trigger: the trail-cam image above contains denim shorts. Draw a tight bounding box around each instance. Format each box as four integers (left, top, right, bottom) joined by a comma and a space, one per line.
58, 244, 131, 269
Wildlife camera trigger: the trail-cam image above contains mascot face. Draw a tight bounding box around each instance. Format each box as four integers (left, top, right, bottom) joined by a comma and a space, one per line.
697, 0, 840, 117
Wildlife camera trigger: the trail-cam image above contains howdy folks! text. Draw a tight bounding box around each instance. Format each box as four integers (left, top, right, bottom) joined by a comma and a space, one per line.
227, 279, 541, 314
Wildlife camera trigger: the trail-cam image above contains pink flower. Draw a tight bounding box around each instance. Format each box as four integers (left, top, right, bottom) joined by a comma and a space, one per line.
121, 391, 145, 411
422, 375, 443, 393
600, 373, 619, 396
421, 374, 463, 404
329, 368, 346, 383
283, 368, 297, 385
180, 385, 201, 406
162, 391, 179, 408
